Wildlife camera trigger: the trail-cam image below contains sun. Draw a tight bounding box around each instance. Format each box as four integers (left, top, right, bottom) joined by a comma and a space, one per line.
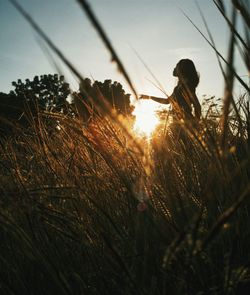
132, 99, 161, 137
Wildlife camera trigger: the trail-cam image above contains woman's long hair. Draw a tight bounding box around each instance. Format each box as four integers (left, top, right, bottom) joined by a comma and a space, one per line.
173, 59, 199, 89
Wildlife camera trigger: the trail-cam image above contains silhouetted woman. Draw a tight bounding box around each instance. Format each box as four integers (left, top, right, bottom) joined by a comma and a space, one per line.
140, 59, 201, 121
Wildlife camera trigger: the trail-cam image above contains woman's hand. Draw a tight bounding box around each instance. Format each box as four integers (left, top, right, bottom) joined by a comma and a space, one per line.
139, 94, 150, 100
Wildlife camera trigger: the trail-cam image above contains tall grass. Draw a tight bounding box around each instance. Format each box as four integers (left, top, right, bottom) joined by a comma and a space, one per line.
1, 0, 250, 294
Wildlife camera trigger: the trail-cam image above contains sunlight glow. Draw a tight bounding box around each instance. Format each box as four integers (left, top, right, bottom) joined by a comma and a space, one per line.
132, 100, 161, 137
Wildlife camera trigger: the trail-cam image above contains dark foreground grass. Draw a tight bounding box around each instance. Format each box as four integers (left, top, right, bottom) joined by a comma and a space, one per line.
0, 100, 250, 294
1, 0, 250, 294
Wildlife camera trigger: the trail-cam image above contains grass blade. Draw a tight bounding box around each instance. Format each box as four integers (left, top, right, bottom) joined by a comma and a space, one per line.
76, 0, 138, 99
8, 0, 87, 88
213, 0, 249, 51
221, 8, 237, 149
181, 9, 250, 93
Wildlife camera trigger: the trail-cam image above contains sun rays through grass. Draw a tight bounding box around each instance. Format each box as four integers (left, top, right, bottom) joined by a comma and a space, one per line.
1, 0, 250, 294
132, 99, 162, 137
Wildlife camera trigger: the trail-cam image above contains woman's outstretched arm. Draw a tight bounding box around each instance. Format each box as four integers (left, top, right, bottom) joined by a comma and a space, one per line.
140, 94, 170, 104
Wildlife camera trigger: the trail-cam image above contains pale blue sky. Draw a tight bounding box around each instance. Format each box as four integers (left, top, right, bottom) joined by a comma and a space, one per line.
0, 0, 248, 99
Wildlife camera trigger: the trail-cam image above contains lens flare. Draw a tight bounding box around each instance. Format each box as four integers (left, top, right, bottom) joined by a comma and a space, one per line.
132, 100, 161, 137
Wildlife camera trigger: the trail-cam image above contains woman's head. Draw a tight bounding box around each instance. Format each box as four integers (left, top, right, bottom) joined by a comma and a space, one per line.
173, 59, 199, 89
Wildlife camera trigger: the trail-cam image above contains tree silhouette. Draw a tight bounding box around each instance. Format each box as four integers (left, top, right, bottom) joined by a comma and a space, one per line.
1, 76, 134, 135
73, 78, 134, 122
0, 91, 36, 135
11, 74, 71, 113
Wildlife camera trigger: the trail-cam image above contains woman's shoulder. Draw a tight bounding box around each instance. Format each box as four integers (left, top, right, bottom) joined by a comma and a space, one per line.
175, 83, 196, 94
174, 82, 187, 90
173, 84, 184, 95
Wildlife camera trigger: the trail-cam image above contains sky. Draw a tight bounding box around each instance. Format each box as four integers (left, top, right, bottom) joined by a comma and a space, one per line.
0, 0, 248, 100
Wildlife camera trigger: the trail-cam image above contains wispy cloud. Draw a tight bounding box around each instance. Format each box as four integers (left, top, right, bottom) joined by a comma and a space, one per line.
167, 47, 201, 59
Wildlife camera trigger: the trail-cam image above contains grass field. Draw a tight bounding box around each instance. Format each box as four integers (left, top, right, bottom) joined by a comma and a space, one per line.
0, 0, 250, 294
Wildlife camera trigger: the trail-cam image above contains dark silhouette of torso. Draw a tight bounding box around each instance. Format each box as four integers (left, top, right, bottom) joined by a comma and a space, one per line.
170, 82, 197, 120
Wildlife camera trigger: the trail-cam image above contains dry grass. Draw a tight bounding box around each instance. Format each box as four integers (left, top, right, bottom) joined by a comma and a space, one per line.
0, 0, 250, 294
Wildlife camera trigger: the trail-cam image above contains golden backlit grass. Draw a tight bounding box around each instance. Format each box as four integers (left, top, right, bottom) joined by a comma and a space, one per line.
1, 0, 250, 294
1, 98, 250, 294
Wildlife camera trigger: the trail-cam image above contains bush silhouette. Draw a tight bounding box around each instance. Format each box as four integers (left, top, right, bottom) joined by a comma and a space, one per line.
11, 74, 71, 113
73, 78, 134, 122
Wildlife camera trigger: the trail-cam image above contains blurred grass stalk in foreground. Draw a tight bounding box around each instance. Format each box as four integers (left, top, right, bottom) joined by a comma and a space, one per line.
0, 0, 250, 294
